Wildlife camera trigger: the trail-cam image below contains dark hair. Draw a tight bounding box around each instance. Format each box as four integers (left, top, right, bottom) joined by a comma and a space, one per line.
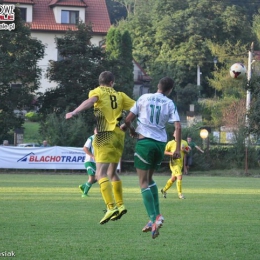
158, 77, 174, 92
99, 71, 115, 86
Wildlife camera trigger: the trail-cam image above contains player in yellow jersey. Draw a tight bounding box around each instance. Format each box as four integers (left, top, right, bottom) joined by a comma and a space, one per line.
66, 71, 135, 224
161, 131, 190, 199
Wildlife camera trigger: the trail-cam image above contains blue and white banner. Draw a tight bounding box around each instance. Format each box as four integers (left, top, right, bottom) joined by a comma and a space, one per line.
0, 146, 86, 170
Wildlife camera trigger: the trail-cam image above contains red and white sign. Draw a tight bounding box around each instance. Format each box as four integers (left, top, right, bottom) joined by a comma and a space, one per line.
0, 4, 15, 22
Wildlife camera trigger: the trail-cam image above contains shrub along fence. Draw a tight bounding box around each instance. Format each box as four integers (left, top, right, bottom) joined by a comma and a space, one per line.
190, 144, 260, 171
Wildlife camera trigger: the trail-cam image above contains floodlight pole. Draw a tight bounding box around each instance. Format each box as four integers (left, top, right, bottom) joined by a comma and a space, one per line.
197, 65, 202, 97
245, 42, 254, 174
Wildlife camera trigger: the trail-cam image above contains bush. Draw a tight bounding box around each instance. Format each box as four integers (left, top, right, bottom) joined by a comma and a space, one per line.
39, 112, 94, 147
191, 144, 259, 170
25, 111, 40, 122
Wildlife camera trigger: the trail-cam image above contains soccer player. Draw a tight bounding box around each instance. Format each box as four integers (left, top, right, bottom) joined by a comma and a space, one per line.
121, 76, 181, 239
161, 131, 189, 199
66, 71, 135, 224
79, 127, 97, 197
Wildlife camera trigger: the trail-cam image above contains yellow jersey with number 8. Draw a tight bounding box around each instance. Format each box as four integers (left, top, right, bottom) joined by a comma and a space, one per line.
89, 86, 134, 132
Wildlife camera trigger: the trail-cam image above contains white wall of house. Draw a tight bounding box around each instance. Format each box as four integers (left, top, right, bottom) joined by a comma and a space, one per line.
133, 62, 143, 82
32, 32, 105, 93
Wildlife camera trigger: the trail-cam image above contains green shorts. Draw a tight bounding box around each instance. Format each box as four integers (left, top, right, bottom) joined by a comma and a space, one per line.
134, 138, 166, 170
84, 162, 96, 176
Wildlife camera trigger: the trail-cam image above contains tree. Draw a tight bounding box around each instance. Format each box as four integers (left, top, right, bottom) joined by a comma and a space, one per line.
116, 0, 257, 114
40, 23, 106, 115
105, 0, 127, 24
38, 23, 107, 142
39, 23, 134, 145
175, 83, 200, 113
111, 0, 137, 15
248, 75, 260, 137
105, 27, 133, 98
0, 8, 45, 143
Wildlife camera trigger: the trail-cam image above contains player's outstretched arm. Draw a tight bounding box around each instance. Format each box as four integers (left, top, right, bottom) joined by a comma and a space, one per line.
65, 96, 98, 119
196, 145, 204, 153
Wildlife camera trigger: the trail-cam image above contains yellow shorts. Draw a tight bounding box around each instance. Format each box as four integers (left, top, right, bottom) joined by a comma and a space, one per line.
170, 165, 182, 177
93, 127, 125, 163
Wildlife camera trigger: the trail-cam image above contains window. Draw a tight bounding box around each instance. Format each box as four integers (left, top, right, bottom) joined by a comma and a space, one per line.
61, 10, 79, 24
20, 8, 27, 21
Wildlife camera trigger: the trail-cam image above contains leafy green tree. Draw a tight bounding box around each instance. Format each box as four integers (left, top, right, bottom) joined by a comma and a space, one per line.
111, 0, 136, 15
40, 23, 134, 146
0, 8, 45, 143
38, 23, 107, 143
106, 0, 127, 24
105, 27, 133, 98
248, 75, 260, 137
116, 0, 257, 114
39, 22, 106, 117
175, 83, 200, 113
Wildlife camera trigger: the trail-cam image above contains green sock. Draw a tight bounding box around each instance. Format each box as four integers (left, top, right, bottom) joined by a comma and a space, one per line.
149, 181, 160, 216
141, 188, 156, 222
83, 182, 92, 194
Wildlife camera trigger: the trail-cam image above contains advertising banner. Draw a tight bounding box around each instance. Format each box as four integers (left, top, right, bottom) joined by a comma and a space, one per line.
0, 146, 86, 170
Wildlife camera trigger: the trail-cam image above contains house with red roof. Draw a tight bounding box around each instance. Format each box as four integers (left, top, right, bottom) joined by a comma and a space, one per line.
2, 0, 111, 92
2, 0, 151, 97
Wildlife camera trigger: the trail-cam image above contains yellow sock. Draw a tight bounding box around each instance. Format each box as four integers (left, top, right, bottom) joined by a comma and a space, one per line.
112, 180, 123, 207
177, 179, 182, 195
98, 177, 115, 209
163, 178, 174, 192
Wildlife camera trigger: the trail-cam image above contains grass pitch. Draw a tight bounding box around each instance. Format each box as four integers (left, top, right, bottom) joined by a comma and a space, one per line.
0, 173, 259, 260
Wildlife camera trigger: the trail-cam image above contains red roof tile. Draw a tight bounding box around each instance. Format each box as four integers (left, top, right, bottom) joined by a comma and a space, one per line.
49, 0, 87, 7
4, 0, 34, 3
3, 0, 111, 33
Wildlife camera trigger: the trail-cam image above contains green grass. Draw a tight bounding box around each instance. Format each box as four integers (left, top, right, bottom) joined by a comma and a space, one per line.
0, 174, 260, 260
22, 121, 41, 143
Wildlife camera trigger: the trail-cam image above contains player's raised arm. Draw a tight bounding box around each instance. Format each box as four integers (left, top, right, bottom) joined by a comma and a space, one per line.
65, 96, 98, 119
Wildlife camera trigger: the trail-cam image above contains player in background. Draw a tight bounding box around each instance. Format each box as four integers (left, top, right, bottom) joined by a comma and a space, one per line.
161, 131, 189, 199
79, 127, 97, 197
121, 76, 181, 239
184, 136, 204, 175
66, 71, 135, 224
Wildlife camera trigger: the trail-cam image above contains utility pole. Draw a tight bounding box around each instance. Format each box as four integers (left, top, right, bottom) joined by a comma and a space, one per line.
245, 42, 254, 174
197, 65, 201, 97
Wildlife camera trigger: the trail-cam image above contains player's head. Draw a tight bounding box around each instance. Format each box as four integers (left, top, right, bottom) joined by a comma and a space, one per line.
187, 137, 192, 143
158, 77, 174, 95
99, 71, 115, 87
